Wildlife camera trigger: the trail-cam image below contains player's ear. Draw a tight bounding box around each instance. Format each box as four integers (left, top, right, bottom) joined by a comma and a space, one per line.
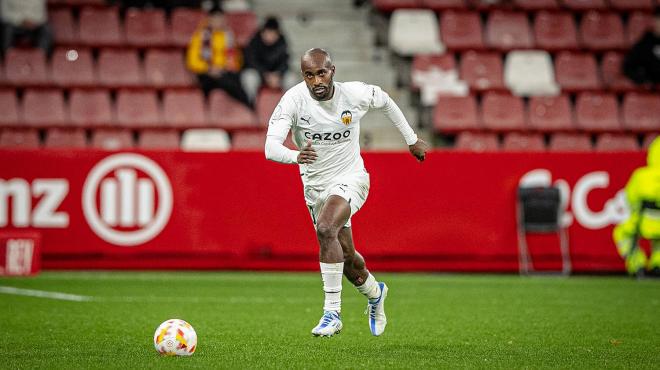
331, 65, 335, 77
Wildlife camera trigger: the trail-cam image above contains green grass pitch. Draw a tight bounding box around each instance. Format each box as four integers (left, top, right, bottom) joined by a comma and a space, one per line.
1, 271, 659, 369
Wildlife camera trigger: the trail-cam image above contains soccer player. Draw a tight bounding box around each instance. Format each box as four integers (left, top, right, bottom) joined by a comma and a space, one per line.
264, 48, 428, 337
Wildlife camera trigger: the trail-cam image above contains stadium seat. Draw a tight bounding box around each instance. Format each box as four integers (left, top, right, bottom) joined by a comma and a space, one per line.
485, 11, 534, 51
0, 89, 20, 127
4, 48, 49, 86
561, 0, 607, 10
225, 11, 258, 48
502, 133, 545, 151
600, 52, 636, 92
124, 8, 169, 48
44, 128, 87, 148
371, 0, 421, 12
138, 129, 180, 149
49, 8, 78, 45
116, 90, 161, 128
548, 133, 592, 152
98, 49, 144, 88
610, 0, 654, 11
181, 128, 231, 152
208, 90, 258, 130
144, 49, 194, 89
512, 0, 559, 10
422, 0, 466, 10
439, 11, 484, 51
528, 95, 574, 132
170, 8, 205, 48
622, 93, 660, 132
257, 89, 284, 128
22, 89, 67, 127
595, 134, 639, 151
579, 11, 625, 51
481, 92, 526, 131
50, 48, 95, 88
78, 7, 123, 47
643, 134, 658, 149
533, 11, 579, 51
389, 9, 444, 56
48, 0, 106, 6
504, 50, 559, 96
459, 51, 505, 91
231, 131, 266, 150
626, 12, 655, 46
411, 53, 456, 91
554, 52, 601, 92
163, 89, 208, 128
91, 129, 135, 150
454, 132, 499, 151
575, 92, 622, 132
432, 95, 479, 133
0, 129, 40, 149
69, 89, 113, 127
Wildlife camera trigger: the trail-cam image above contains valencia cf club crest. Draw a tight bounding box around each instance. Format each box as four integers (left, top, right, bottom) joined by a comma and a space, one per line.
340, 110, 352, 125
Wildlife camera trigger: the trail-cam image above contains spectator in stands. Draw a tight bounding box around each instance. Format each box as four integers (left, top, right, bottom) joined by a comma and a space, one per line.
623, 11, 660, 87
0, 0, 53, 55
613, 137, 660, 276
241, 16, 297, 104
186, 5, 252, 108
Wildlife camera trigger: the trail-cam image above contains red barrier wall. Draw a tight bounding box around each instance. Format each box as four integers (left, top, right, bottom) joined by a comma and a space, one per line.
0, 149, 645, 272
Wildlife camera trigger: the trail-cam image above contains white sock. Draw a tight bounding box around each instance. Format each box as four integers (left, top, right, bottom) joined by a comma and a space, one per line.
320, 262, 343, 312
356, 273, 381, 301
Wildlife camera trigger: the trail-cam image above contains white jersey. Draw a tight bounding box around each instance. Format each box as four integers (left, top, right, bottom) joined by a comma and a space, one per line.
265, 81, 417, 188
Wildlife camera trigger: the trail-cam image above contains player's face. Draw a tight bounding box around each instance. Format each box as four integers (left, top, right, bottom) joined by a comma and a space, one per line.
301, 57, 335, 101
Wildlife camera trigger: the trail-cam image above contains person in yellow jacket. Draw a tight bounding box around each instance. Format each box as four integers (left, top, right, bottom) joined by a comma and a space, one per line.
613, 136, 660, 276
186, 5, 252, 108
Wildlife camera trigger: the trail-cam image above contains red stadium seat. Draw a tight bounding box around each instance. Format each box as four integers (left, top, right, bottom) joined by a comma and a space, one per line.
579, 11, 625, 51
528, 95, 574, 132
144, 49, 194, 89
69, 89, 113, 127
232, 131, 266, 150
170, 8, 205, 47
485, 11, 534, 50
163, 89, 207, 128
371, 0, 421, 12
595, 134, 639, 151
22, 89, 67, 127
208, 90, 257, 130
78, 7, 123, 47
610, 0, 654, 11
91, 129, 134, 150
44, 128, 87, 148
502, 133, 545, 151
124, 8, 169, 47
548, 133, 592, 151
50, 47, 95, 88
481, 92, 526, 131
601, 52, 636, 92
116, 90, 161, 128
533, 11, 579, 51
554, 52, 601, 92
138, 130, 180, 149
643, 134, 658, 149
561, 0, 608, 10
0, 129, 40, 149
575, 92, 622, 132
411, 53, 456, 90
512, 0, 559, 10
4, 48, 49, 86
433, 95, 479, 133
225, 12, 258, 48
626, 12, 655, 46
454, 132, 499, 151
439, 11, 484, 50
459, 51, 505, 91
0, 90, 20, 127
256, 89, 284, 128
622, 93, 660, 132
48, 0, 106, 6
98, 49, 144, 88
422, 0, 466, 10
49, 8, 78, 45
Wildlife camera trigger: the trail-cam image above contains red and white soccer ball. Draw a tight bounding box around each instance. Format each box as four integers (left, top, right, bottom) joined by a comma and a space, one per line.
153, 319, 197, 356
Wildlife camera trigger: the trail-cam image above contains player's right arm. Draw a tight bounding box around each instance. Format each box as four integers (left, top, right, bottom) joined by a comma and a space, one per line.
264, 96, 317, 164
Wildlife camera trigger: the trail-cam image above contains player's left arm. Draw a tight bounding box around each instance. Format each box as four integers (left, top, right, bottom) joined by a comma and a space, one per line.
369, 84, 429, 162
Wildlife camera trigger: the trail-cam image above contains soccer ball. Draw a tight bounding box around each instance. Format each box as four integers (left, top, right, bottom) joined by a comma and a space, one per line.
153, 319, 197, 356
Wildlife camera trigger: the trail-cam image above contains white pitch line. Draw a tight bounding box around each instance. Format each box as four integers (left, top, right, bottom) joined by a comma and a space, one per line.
0, 286, 92, 302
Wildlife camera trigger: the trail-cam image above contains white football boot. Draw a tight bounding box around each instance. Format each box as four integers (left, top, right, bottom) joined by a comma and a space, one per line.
311, 311, 343, 337
366, 282, 388, 336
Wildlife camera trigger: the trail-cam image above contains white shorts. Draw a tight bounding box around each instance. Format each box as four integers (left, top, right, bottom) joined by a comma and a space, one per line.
304, 172, 370, 228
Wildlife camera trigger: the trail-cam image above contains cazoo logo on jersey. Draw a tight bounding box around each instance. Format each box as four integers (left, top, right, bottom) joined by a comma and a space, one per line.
0, 153, 173, 247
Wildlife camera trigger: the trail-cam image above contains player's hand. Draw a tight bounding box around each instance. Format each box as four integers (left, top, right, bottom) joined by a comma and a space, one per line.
297, 140, 317, 164
409, 138, 429, 162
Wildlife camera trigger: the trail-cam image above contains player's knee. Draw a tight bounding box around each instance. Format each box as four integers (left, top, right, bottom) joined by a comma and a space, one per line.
316, 223, 339, 242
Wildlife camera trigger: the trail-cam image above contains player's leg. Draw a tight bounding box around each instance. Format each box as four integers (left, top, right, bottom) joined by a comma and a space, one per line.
613, 216, 647, 275
649, 239, 660, 276
338, 227, 388, 336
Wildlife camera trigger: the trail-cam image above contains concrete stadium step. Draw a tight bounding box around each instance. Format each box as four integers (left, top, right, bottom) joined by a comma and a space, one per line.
253, 0, 360, 18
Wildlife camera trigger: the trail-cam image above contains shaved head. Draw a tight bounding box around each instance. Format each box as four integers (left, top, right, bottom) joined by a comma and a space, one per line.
300, 48, 333, 70
300, 48, 336, 101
